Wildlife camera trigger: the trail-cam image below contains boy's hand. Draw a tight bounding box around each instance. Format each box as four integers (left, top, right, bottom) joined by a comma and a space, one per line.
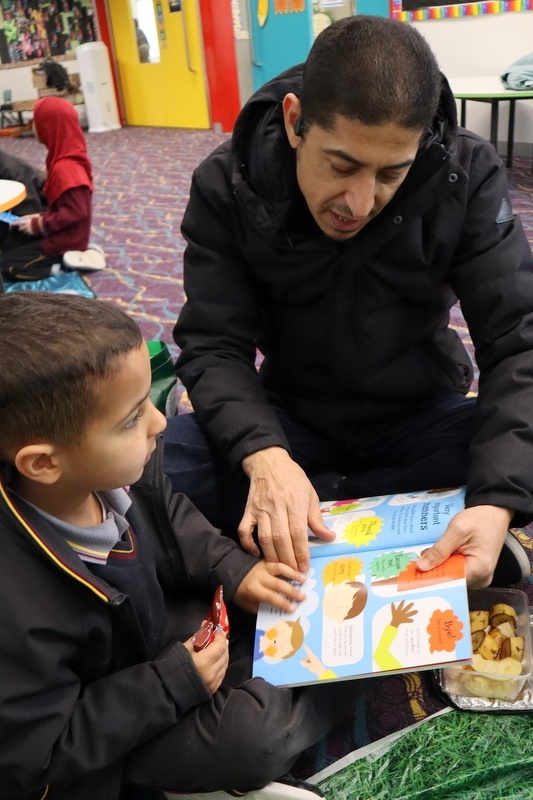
233, 560, 306, 614
183, 631, 229, 694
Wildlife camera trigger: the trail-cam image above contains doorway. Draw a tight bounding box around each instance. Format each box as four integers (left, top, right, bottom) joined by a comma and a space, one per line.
106, 0, 210, 128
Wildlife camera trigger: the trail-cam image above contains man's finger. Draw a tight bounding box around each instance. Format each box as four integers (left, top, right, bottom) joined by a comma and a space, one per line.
307, 506, 335, 541
258, 516, 298, 569
237, 511, 260, 557
416, 537, 454, 572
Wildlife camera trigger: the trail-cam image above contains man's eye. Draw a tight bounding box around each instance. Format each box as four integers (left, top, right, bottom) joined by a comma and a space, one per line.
331, 163, 354, 176
379, 172, 402, 184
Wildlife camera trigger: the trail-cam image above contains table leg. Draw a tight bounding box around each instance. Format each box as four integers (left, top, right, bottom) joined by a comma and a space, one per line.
460, 99, 466, 128
507, 99, 515, 169
490, 99, 499, 151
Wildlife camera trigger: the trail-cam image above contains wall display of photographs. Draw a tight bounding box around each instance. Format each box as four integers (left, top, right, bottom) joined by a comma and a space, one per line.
0, 0, 97, 66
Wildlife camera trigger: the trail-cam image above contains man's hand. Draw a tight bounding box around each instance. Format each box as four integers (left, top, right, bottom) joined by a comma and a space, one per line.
233, 560, 306, 614
416, 505, 512, 587
239, 447, 335, 572
183, 631, 229, 694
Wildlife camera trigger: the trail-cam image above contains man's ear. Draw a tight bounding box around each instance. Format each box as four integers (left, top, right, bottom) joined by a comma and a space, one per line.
283, 93, 303, 149
14, 444, 63, 485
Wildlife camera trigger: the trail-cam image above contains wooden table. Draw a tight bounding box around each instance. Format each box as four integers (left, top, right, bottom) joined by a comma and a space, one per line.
1, 93, 84, 131
450, 76, 533, 169
0, 180, 26, 211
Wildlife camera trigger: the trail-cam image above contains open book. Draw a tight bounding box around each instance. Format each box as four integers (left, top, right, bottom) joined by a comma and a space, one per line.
253, 487, 472, 687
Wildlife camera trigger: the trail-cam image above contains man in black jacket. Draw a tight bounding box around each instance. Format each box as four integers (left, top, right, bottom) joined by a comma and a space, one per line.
164, 16, 533, 588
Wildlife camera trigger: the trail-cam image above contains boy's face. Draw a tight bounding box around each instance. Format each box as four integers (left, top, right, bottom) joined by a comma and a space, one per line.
58, 345, 167, 491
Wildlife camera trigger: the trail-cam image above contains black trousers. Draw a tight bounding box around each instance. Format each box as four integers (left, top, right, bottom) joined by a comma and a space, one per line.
124, 603, 363, 794
0, 238, 60, 282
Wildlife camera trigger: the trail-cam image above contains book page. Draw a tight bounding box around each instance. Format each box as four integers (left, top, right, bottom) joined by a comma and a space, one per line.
308, 487, 466, 559
253, 542, 471, 688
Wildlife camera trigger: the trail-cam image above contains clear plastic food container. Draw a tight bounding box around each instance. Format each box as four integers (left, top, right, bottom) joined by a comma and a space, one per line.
442, 587, 532, 702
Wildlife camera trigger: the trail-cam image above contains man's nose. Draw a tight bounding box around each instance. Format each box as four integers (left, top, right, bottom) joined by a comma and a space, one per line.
343, 174, 376, 218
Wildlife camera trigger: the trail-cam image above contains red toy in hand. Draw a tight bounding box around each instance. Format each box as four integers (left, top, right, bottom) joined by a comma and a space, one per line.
192, 585, 230, 652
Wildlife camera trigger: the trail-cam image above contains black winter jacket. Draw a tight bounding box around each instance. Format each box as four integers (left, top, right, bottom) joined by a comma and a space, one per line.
0, 442, 257, 800
0, 151, 46, 251
175, 65, 533, 520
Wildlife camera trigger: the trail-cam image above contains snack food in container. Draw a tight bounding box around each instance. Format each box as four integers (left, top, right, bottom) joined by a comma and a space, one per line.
441, 587, 532, 703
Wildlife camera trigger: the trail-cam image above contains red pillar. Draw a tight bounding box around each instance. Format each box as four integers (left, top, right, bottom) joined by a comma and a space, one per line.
198, 0, 241, 133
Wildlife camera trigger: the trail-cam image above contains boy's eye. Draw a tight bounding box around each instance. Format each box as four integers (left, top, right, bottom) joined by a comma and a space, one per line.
125, 406, 145, 429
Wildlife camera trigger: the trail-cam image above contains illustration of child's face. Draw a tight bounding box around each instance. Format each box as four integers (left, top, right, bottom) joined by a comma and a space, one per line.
260, 621, 298, 660
322, 581, 367, 622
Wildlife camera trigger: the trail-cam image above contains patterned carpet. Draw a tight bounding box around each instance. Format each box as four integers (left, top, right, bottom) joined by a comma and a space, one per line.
2, 128, 533, 367
0, 126, 226, 349
2, 128, 533, 377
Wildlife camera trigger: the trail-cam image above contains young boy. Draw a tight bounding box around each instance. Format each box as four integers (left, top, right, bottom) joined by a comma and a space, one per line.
0, 292, 359, 800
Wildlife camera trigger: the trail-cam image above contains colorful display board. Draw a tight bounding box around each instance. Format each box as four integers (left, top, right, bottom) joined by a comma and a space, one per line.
392, 0, 533, 22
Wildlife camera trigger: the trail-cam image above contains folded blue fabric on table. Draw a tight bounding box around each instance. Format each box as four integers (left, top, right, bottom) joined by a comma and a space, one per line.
501, 51, 533, 90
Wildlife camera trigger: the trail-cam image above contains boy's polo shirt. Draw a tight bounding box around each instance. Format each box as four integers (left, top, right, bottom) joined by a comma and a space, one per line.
27, 487, 130, 563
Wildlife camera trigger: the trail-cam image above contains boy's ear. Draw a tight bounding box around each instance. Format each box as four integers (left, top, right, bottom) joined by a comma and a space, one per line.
14, 444, 63, 484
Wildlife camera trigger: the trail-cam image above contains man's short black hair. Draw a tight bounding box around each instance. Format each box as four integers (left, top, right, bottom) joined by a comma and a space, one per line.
300, 15, 441, 135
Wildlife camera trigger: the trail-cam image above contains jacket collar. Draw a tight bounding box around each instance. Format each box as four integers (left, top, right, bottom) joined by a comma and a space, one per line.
0, 468, 120, 603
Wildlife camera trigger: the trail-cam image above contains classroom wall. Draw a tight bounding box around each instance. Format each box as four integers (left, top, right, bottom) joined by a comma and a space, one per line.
0, 57, 85, 125
412, 11, 533, 154
2, 6, 533, 149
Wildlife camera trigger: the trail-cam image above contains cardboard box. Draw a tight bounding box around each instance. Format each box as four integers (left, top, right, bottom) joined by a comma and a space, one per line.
32, 69, 80, 92
31, 69, 47, 90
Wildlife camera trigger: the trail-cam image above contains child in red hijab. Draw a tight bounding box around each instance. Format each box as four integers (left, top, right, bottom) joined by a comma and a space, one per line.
1, 96, 105, 282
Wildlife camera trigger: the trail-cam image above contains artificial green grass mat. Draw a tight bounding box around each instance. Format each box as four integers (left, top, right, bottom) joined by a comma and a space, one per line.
319, 710, 533, 799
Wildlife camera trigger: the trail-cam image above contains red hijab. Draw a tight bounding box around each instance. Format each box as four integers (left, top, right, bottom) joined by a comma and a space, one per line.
33, 96, 93, 206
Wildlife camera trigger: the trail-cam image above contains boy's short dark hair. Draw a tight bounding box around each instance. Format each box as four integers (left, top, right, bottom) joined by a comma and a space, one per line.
300, 15, 441, 135
0, 292, 143, 459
